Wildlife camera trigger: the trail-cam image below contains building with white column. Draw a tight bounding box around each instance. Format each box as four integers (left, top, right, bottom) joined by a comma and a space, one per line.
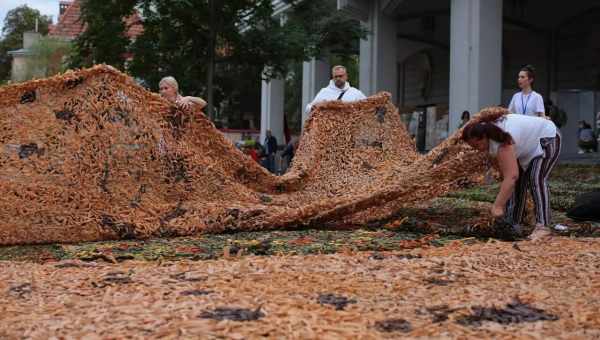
448, 0, 503, 132
301, 59, 331, 124
258, 1, 290, 145
263, 0, 600, 156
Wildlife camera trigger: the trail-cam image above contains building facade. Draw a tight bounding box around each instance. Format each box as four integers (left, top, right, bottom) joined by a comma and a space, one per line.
8, 0, 143, 83
262, 0, 600, 156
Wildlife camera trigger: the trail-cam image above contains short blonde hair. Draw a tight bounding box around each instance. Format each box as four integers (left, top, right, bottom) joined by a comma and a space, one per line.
159, 76, 179, 93
331, 65, 347, 74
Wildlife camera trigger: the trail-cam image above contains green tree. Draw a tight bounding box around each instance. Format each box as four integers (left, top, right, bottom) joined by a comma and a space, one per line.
0, 5, 51, 80
69, 0, 138, 69
71, 0, 365, 125
284, 62, 303, 132
283, 0, 364, 58
129, 0, 300, 118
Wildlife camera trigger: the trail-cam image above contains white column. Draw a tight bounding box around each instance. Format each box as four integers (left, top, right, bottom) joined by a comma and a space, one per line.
301, 58, 330, 124
260, 77, 285, 146
449, 0, 503, 133
359, 0, 398, 101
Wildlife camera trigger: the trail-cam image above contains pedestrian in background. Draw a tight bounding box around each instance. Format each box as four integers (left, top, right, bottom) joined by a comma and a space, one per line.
459, 110, 470, 128
577, 120, 597, 153
508, 65, 546, 118
263, 129, 278, 173
281, 138, 297, 173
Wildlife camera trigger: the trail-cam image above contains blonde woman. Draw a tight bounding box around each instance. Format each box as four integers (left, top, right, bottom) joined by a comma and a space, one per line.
159, 76, 207, 111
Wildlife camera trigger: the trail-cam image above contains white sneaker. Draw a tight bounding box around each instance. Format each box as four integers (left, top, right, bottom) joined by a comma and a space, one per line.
553, 224, 568, 232
578, 150, 585, 154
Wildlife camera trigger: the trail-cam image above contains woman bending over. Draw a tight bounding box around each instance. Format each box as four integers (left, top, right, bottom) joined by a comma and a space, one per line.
461, 107, 561, 240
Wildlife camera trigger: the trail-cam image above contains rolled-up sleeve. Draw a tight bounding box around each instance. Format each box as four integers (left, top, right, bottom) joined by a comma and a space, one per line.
508, 94, 517, 114
535, 94, 545, 114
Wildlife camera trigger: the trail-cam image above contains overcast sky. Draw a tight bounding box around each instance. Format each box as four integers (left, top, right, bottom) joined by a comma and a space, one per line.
1, 0, 59, 33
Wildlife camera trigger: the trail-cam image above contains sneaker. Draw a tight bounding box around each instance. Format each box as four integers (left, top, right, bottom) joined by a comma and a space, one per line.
578, 149, 585, 154
553, 224, 569, 232
528, 226, 553, 241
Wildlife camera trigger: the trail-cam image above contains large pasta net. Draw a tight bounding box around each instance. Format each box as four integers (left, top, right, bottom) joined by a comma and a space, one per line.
0, 65, 488, 245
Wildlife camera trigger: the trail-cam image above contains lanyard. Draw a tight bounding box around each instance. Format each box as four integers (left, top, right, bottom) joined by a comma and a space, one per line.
521, 92, 531, 114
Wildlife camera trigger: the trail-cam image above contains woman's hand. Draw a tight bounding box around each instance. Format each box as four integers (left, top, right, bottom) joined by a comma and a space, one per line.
491, 204, 505, 219
176, 97, 193, 110
176, 96, 206, 111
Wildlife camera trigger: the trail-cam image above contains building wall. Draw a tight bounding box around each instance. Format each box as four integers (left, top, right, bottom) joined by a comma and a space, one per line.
502, 28, 550, 103
10, 56, 29, 82
398, 28, 600, 106
395, 12, 451, 109
398, 31, 529, 112
11, 53, 51, 83
556, 28, 600, 91
398, 24, 600, 110
502, 19, 600, 101
399, 47, 449, 108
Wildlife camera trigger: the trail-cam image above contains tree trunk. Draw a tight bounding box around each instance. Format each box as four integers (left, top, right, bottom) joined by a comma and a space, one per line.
206, 0, 216, 120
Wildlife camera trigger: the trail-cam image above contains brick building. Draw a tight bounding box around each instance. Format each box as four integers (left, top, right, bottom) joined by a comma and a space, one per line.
8, 0, 143, 82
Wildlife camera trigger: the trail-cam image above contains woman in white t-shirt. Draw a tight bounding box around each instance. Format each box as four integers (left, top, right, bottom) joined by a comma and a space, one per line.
508, 65, 546, 117
461, 107, 561, 241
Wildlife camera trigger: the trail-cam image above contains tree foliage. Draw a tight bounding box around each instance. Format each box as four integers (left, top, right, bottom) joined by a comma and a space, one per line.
128, 0, 307, 119
282, 0, 364, 58
69, 0, 138, 69
129, 0, 297, 90
69, 0, 365, 127
0, 5, 51, 80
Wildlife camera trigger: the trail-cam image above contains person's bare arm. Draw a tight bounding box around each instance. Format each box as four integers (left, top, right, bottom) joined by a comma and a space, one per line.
492, 144, 519, 218
176, 96, 207, 110
185, 96, 207, 109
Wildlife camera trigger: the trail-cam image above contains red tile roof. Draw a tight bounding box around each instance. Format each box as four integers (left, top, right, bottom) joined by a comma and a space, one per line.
48, 0, 143, 39
48, 0, 81, 38
124, 13, 144, 39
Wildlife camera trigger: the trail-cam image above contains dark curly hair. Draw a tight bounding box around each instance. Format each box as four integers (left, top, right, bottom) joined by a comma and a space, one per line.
461, 107, 514, 146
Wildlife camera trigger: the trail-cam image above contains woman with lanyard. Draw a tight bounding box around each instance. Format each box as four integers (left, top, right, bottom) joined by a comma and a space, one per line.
461, 107, 561, 241
508, 65, 546, 117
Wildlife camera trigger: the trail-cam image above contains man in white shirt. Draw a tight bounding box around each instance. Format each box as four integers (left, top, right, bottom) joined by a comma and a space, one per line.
304, 65, 366, 114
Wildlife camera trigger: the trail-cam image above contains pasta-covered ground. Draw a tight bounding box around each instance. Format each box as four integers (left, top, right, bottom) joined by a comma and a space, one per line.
1, 165, 599, 339
1, 237, 599, 339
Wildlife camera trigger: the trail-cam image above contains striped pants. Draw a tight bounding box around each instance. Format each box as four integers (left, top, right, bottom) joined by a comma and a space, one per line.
506, 134, 562, 226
